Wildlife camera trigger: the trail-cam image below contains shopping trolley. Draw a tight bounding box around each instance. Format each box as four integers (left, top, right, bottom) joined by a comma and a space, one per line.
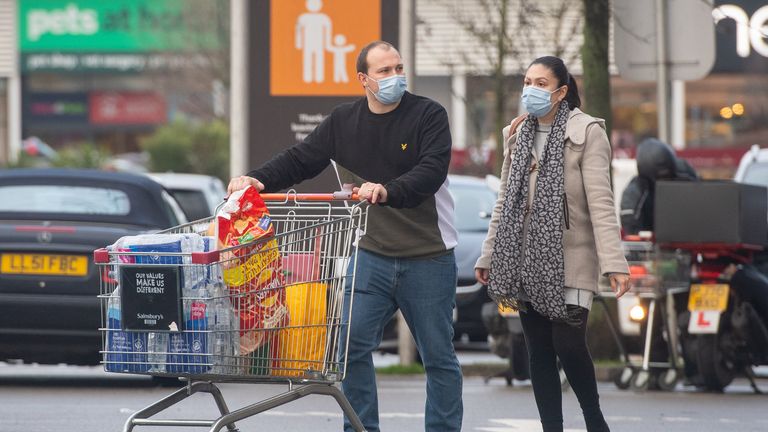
93, 191, 368, 432
598, 239, 691, 391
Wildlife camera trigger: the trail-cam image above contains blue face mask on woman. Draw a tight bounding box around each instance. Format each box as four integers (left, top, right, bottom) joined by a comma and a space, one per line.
521, 86, 561, 117
367, 74, 407, 105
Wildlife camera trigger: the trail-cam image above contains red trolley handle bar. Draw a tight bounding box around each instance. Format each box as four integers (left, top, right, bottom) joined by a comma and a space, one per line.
93, 191, 364, 264
93, 248, 222, 265
259, 192, 360, 201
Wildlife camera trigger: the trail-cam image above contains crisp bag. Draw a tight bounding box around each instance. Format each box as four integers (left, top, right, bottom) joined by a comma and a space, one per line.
215, 186, 289, 361
216, 186, 274, 250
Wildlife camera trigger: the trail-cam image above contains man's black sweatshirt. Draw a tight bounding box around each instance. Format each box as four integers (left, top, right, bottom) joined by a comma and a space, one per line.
248, 91, 457, 258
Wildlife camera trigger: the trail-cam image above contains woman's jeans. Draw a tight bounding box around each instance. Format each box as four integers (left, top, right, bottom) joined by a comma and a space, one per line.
519, 305, 610, 432
339, 249, 463, 432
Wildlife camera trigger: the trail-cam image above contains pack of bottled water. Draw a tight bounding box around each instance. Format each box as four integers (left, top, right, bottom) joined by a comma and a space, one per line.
105, 234, 239, 375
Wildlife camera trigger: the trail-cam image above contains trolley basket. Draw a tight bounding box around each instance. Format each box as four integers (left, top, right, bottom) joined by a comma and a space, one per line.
598, 240, 691, 391
93, 192, 369, 432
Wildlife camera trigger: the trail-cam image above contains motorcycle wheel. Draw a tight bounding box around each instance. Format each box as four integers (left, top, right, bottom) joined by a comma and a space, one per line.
656, 368, 680, 392
614, 366, 634, 390
695, 334, 735, 392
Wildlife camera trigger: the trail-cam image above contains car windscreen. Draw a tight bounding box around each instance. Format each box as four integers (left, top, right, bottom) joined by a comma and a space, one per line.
449, 183, 498, 232
0, 185, 131, 215
742, 162, 768, 187
169, 189, 211, 221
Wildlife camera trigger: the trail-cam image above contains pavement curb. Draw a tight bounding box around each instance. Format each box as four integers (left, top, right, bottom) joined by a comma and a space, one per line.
459, 364, 620, 382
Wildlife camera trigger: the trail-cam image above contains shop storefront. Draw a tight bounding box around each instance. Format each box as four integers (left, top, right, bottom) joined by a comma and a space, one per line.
0, 79, 8, 163
18, 0, 226, 153
611, 0, 768, 177
416, 0, 768, 179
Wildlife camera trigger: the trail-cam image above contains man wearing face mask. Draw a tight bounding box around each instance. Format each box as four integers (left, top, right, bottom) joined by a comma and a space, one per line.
227, 41, 462, 432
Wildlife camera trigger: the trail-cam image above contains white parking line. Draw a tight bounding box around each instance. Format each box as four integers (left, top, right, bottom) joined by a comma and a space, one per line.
475, 419, 585, 432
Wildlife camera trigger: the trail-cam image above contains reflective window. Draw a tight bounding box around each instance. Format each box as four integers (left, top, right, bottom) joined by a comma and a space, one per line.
741, 162, 768, 187
449, 183, 497, 232
0, 185, 131, 215
169, 189, 211, 221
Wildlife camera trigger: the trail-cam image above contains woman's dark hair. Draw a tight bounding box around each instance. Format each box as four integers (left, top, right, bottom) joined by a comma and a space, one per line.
529, 56, 581, 110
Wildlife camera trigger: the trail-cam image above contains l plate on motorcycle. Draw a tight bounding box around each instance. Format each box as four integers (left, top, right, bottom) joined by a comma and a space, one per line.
688, 283, 729, 334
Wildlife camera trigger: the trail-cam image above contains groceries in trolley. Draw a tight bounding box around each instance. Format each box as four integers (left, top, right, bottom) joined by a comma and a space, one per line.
104, 233, 241, 375
95, 186, 358, 384
215, 185, 289, 373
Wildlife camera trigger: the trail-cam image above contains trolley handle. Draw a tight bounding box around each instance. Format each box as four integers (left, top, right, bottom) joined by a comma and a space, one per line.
221, 185, 361, 204
259, 191, 360, 202
258, 184, 361, 202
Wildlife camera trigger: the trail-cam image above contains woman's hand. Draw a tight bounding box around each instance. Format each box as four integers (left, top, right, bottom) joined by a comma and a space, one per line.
475, 268, 489, 285
609, 273, 631, 298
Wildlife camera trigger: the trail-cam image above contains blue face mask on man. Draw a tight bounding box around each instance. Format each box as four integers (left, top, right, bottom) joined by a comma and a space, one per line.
367, 74, 407, 105
521, 85, 561, 117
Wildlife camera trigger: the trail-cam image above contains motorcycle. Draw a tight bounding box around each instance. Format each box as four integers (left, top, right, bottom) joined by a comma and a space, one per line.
673, 243, 768, 392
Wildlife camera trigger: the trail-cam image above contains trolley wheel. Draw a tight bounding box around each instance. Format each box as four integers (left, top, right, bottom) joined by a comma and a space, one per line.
614, 366, 635, 390
656, 368, 680, 392
631, 369, 651, 391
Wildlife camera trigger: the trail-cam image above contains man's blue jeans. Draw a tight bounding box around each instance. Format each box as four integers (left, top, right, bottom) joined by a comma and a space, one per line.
339, 249, 463, 432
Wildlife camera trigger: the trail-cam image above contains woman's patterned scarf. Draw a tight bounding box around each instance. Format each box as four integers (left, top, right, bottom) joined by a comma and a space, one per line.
489, 100, 578, 323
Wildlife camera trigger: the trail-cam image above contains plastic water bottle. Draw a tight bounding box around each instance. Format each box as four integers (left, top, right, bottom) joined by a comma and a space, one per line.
147, 332, 169, 373
105, 287, 122, 372
107, 287, 121, 330
211, 282, 233, 374
190, 282, 212, 373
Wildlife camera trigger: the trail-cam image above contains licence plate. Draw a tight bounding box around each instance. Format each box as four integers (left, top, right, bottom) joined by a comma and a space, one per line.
0, 254, 88, 276
498, 303, 519, 317
688, 283, 729, 312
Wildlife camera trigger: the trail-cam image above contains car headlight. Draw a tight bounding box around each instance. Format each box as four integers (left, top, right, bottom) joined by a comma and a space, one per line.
629, 304, 646, 322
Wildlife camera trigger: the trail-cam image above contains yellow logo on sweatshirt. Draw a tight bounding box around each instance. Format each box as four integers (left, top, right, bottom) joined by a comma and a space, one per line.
401, 143, 408, 151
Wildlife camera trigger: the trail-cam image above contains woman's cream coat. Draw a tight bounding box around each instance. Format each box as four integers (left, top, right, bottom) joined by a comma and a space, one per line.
476, 108, 629, 293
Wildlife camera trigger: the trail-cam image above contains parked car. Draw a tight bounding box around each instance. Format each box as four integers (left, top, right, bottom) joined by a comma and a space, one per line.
0, 168, 187, 365
449, 174, 500, 343
147, 172, 227, 221
734, 144, 768, 186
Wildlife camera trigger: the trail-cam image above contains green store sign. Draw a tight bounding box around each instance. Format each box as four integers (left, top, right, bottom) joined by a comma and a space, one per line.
19, 0, 220, 52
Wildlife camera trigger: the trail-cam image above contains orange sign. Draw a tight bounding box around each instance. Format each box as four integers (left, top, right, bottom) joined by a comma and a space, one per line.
271, 0, 381, 96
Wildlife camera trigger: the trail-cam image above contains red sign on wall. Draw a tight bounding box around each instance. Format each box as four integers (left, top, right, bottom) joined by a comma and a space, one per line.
89, 92, 166, 125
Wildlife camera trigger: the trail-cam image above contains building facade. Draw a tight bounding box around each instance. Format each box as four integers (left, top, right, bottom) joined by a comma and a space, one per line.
415, 0, 768, 178
0, 0, 19, 165
17, 0, 227, 155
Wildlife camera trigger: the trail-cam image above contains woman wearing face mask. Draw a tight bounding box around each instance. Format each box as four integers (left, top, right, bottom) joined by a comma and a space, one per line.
475, 56, 630, 432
